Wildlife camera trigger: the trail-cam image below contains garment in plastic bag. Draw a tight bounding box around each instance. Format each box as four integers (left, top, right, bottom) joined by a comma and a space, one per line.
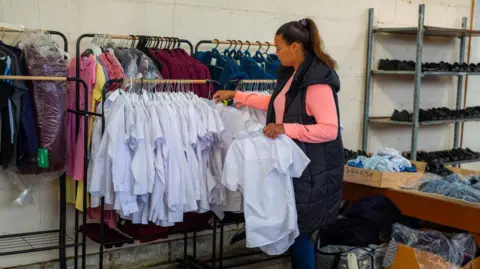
315, 244, 387, 269
390, 223, 476, 268
403, 173, 480, 203
21, 35, 68, 173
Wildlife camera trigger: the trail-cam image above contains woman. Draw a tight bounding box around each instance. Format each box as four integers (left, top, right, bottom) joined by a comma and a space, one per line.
213, 18, 344, 268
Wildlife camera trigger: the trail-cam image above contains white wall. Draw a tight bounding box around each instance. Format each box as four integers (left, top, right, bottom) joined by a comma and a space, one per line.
0, 0, 474, 267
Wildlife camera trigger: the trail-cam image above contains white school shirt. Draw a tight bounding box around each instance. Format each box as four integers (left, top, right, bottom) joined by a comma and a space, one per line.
114, 96, 139, 217
147, 95, 167, 223
221, 123, 310, 256
156, 99, 188, 223
90, 90, 126, 207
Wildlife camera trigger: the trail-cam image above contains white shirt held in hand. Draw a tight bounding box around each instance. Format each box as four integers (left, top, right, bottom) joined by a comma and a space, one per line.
221, 122, 310, 256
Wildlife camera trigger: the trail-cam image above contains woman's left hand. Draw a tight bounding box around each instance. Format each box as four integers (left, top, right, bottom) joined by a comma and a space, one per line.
263, 123, 285, 139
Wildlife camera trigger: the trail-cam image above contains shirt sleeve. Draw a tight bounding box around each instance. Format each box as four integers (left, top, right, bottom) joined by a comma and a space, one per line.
234, 91, 271, 112
283, 84, 339, 143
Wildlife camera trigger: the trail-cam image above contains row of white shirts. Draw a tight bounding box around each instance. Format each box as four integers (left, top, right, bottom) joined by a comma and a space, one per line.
87, 88, 309, 256
87, 89, 269, 226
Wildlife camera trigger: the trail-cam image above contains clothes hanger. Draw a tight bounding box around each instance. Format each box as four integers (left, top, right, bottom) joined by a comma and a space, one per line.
223, 39, 232, 56
264, 42, 271, 56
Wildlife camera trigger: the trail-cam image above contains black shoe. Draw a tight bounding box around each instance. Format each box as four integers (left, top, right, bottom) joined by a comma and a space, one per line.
426, 159, 453, 176
391, 109, 411, 122
450, 62, 462, 72
378, 59, 397, 70
398, 60, 415, 71
460, 62, 472, 72
438, 61, 451, 71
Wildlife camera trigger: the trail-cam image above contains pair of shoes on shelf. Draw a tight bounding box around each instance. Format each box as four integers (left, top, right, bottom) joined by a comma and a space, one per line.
378, 59, 415, 71
390, 110, 412, 122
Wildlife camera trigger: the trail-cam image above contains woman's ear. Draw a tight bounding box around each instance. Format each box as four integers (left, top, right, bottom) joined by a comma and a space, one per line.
291, 41, 301, 52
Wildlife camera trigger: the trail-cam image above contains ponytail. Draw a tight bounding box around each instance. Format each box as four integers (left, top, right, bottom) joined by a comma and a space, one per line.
304, 18, 337, 69
276, 18, 337, 69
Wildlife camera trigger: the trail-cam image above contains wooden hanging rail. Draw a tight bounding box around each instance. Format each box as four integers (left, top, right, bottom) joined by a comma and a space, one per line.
195, 39, 274, 54
237, 79, 277, 84
118, 78, 219, 84
0, 75, 68, 81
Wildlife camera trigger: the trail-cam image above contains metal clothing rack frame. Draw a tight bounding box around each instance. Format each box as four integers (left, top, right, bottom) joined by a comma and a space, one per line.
180, 216, 290, 269
194, 40, 274, 54
0, 75, 90, 269
86, 78, 220, 269
73, 33, 195, 268
362, 4, 480, 162
0, 28, 74, 269
0, 27, 68, 52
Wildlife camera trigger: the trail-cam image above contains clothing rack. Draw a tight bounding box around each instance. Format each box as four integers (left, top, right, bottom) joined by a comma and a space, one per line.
0, 75, 90, 269
0, 29, 73, 269
87, 78, 220, 269
73, 33, 196, 269
194, 40, 274, 54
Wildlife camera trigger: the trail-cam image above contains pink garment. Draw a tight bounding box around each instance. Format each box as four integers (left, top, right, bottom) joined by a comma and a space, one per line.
66, 56, 97, 178
99, 52, 126, 80
234, 77, 339, 143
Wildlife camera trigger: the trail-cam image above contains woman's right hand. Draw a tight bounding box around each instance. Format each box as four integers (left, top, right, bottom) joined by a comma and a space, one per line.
213, 90, 236, 103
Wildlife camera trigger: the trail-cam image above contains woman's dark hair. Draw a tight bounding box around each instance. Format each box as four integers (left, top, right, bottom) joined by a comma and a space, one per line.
276, 18, 337, 69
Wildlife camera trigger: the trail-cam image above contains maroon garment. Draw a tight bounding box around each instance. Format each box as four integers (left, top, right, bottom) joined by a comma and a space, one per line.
176, 49, 213, 98
149, 49, 171, 78
118, 221, 169, 243
171, 49, 200, 94
22, 42, 68, 173
153, 50, 185, 79
171, 212, 213, 234
81, 223, 134, 249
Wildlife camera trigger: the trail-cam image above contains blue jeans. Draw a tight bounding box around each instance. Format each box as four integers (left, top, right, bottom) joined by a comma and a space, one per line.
291, 232, 315, 269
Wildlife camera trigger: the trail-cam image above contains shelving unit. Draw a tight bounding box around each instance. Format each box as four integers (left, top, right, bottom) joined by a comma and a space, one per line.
362, 4, 480, 162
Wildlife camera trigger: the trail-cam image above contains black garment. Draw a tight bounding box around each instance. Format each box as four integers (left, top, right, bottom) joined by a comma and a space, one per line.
0, 80, 15, 169
266, 53, 344, 233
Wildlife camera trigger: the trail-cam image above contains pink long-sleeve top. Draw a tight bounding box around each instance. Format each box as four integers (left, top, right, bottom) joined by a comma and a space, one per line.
234, 75, 339, 143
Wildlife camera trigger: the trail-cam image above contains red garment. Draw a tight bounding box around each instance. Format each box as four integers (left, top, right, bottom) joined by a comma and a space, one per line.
149, 48, 170, 78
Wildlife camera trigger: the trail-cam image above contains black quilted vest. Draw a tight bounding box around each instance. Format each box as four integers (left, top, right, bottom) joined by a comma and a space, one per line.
266, 53, 344, 233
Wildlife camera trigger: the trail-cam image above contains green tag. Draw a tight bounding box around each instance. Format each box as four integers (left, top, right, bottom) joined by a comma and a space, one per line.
37, 148, 49, 168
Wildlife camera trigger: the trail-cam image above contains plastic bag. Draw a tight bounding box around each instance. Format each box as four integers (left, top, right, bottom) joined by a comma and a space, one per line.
10, 32, 67, 205
401, 173, 480, 203
390, 223, 476, 268
315, 244, 387, 269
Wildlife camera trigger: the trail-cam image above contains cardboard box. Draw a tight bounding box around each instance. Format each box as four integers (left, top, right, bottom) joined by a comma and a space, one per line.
390, 243, 480, 269
411, 160, 427, 173
343, 165, 424, 188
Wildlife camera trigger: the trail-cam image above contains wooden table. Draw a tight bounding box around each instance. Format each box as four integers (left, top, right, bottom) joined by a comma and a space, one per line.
342, 181, 480, 234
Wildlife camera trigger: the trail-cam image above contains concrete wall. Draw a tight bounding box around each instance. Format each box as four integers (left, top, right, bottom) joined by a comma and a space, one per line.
0, 0, 475, 267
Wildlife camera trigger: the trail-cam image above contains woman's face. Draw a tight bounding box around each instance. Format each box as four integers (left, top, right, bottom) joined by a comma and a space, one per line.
274, 34, 300, 67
